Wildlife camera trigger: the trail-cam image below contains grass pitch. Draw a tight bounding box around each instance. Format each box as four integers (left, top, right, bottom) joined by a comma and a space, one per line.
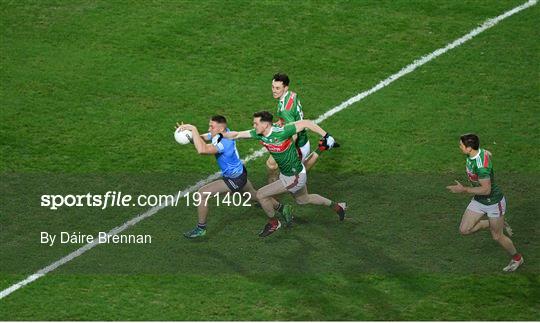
1, 1, 539, 320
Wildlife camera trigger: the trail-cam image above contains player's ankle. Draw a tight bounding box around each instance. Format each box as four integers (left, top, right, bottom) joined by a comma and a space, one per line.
330, 201, 340, 212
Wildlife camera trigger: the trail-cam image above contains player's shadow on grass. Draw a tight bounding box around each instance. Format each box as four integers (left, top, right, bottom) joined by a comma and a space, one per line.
200, 207, 432, 320
204, 233, 414, 320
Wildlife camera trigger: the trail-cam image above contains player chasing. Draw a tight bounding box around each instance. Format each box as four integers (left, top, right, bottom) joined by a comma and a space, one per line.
176, 115, 291, 239
446, 133, 523, 272
267, 73, 331, 183
221, 111, 346, 237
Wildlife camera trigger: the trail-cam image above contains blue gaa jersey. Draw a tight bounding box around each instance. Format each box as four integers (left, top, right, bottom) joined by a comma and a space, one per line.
209, 130, 244, 178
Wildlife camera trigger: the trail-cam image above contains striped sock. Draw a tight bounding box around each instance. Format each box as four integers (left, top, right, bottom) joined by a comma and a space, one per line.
330, 201, 341, 213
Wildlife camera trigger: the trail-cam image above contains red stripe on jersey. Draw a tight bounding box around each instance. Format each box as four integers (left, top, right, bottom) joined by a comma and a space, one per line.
260, 138, 292, 153
498, 201, 503, 216
285, 92, 296, 111
483, 151, 489, 168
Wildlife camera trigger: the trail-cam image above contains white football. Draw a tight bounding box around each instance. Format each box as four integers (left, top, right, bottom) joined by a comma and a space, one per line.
174, 129, 192, 145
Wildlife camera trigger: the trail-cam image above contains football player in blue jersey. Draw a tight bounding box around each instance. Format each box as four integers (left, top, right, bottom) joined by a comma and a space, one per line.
177, 115, 291, 238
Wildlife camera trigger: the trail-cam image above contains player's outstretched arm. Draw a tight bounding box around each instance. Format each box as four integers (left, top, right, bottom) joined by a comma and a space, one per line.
221, 130, 252, 140
178, 123, 217, 155
293, 120, 338, 150
293, 120, 325, 137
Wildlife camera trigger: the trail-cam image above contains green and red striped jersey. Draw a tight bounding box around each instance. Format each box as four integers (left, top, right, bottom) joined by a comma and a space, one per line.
276, 91, 309, 147
250, 124, 303, 176
465, 148, 504, 205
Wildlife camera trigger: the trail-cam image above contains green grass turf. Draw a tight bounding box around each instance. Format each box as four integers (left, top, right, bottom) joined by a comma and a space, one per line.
1, 0, 539, 320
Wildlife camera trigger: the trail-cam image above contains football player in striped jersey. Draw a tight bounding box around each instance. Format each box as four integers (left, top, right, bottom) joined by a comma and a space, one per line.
447, 133, 523, 272
267, 73, 328, 183
177, 115, 291, 238
222, 111, 346, 237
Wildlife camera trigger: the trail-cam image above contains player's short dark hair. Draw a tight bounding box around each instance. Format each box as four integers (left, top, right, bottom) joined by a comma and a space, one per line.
211, 115, 227, 125
253, 111, 273, 123
272, 73, 290, 86
460, 133, 480, 150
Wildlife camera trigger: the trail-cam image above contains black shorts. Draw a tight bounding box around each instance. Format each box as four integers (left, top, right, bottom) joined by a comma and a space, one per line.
223, 166, 248, 192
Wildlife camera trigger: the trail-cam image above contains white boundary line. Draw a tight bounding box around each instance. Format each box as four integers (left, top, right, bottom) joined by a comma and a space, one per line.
1, 0, 536, 300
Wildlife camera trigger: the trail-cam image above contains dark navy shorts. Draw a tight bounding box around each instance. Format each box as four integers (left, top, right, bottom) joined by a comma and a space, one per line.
223, 166, 248, 192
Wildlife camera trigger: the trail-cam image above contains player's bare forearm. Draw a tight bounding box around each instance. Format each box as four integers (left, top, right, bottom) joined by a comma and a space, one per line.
188, 127, 206, 153
222, 130, 251, 140
464, 185, 491, 196
221, 131, 238, 139
465, 178, 491, 195
447, 179, 491, 195
294, 120, 326, 137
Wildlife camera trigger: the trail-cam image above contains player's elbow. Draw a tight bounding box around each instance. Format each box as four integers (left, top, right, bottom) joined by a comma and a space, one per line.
301, 120, 312, 129
196, 148, 210, 155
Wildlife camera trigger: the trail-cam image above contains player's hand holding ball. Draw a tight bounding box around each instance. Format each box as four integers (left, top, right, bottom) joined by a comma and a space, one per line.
174, 122, 193, 145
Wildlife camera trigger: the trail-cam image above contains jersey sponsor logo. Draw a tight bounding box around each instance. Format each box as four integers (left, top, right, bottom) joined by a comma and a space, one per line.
260, 138, 292, 153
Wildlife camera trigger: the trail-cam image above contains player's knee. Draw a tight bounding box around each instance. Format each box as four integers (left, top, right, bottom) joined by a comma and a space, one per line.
266, 159, 278, 170
459, 226, 471, 235
256, 190, 268, 201
295, 196, 309, 205
491, 231, 503, 241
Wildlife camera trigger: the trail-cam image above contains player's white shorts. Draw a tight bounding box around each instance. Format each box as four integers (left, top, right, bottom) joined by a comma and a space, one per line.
299, 141, 310, 162
466, 196, 506, 218
279, 165, 307, 194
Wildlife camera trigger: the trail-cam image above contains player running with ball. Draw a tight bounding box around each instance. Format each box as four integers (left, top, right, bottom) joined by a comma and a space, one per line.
221, 111, 346, 237
176, 115, 291, 239
447, 133, 523, 272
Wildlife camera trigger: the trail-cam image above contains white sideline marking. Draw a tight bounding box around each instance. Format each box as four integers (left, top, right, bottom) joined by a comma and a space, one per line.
1, 0, 536, 300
